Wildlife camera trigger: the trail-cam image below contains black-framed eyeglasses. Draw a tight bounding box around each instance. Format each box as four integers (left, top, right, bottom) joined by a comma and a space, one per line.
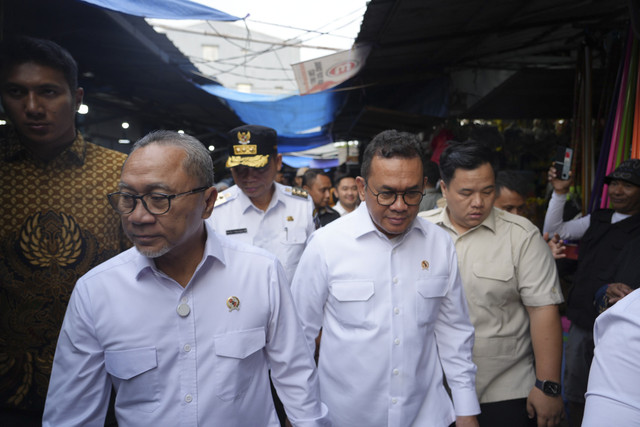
107, 187, 208, 215
365, 182, 424, 206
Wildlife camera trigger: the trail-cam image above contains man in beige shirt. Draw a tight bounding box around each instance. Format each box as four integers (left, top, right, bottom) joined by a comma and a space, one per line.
420, 141, 564, 427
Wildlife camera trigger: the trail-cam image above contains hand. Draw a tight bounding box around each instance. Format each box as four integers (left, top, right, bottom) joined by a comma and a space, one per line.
455, 415, 479, 427
606, 283, 634, 306
547, 166, 572, 195
526, 386, 564, 427
543, 232, 566, 260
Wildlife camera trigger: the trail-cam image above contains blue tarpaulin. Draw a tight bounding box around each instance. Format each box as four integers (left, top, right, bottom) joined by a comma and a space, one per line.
79, 0, 241, 20
198, 84, 347, 152
77, 0, 346, 153
282, 156, 340, 169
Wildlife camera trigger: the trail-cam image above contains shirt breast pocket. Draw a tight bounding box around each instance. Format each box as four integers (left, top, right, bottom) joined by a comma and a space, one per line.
416, 277, 448, 326
471, 262, 517, 305
213, 327, 266, 401
280, 226, 307, 245
328, 281, 375, 328
105, 347, 160, 413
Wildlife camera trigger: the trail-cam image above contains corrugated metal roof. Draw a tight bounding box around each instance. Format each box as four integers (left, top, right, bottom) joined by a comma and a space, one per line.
333, 0, 630, 141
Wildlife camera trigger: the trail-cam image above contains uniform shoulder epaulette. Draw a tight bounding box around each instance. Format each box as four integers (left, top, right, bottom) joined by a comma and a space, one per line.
284, 186, 309, 199
495, 208, 537, 232
214, 191, 236, 207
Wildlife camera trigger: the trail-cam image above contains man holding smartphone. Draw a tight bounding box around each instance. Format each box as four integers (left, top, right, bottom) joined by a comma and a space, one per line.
544, 158, 640, 427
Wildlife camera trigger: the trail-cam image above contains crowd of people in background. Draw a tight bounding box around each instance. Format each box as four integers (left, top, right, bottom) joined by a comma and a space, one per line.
2, 36, 640, 427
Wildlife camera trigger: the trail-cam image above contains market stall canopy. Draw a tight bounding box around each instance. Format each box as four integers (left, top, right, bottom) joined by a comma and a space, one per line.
78, 0, 241, 20
198, 84, 347, 152
332, 0, 631, 141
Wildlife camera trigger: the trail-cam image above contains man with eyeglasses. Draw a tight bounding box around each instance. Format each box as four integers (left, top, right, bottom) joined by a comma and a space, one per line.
291, 130, 480, 427
207, 124, 316, 284
420, 141, 564, 427
43, 130, 330, 426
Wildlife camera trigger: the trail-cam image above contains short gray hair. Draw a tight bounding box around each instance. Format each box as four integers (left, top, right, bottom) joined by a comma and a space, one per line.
128, 130, 214, 186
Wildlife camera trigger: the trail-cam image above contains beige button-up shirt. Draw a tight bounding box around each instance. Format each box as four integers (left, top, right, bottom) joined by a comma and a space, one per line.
420, 207, 563, 403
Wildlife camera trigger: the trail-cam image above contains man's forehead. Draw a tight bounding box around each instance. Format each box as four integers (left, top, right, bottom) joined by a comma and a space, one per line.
4, 62, 67, 83
338, 178, 356, 187
450, 163, 495, 181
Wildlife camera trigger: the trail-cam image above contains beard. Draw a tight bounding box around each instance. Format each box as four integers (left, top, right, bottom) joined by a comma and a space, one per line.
134, 244, 170, 258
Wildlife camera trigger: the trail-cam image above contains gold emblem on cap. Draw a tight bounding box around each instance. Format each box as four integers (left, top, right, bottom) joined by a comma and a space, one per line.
287, 216, 294, 221
226, 154, 270, 168
226, 296, 240, 311
237, 131, 251, 144
421, 260, 429, 270
233, 144, 257, 155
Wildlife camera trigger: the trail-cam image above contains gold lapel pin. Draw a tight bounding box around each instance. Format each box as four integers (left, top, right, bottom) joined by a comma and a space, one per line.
226, 296, 240, 312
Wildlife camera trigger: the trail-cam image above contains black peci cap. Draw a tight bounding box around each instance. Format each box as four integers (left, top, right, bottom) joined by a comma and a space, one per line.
226, 125, 278, 168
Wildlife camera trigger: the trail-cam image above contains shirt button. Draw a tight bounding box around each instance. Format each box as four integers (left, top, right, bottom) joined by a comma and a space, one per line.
177, 303, 190, 317
183, 344, 191, 352
185, 394, 193, 403
394, 307, 400, 315
393, 277, 398, 284
394, 338, 400, 345
393, 369, 400, 376
391, 398, 398, 404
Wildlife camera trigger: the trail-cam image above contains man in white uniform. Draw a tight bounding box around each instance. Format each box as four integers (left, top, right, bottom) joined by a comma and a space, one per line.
291, 130, 480, 427
208, 125, 315, 283
43, 131, 329, 427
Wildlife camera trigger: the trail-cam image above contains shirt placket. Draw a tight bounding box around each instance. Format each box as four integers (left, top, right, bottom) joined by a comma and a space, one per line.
176, 289, 198, 425
388, 242, 404, 426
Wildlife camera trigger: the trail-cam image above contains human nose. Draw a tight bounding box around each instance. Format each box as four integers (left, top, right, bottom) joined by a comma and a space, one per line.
127, 198, 155, 223
389, 193, 409, 210
470, 193, 483, 207
25, 92, 43, 115
608, 182, 621, 194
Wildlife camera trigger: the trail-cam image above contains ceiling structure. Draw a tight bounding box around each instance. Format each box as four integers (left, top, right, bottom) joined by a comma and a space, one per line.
0, 0, 634, 157
333, 0, 632, 142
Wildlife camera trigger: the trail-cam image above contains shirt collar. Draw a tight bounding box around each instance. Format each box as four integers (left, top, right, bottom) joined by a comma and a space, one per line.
3, 128, 86, 167
350, 202, 426, 241
133, 221, 226, 280
435, 205, 497, 236
236, 182, 281, 213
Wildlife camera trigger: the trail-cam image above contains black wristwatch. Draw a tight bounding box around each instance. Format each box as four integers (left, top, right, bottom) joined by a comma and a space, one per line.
535, 379, 562, 397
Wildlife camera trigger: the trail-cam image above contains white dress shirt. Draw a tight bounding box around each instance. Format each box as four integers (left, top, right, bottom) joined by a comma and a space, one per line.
333, 201, 354, 216
208, 183, 316, 282
43, 223, 329, 427
583, 288, 640, 426
291, 204, 479, 427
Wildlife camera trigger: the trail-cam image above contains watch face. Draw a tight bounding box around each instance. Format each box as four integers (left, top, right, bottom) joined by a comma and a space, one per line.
544, 382, 561, 395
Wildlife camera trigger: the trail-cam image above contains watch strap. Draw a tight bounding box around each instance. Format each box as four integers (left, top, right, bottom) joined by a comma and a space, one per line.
535, 378, 561, 397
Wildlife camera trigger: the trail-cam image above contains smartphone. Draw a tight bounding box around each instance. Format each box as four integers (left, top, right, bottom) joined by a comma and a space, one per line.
554, 146, 573, 180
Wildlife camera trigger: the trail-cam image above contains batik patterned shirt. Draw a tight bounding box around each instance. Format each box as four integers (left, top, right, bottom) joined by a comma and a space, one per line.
0, 130, 129, 414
